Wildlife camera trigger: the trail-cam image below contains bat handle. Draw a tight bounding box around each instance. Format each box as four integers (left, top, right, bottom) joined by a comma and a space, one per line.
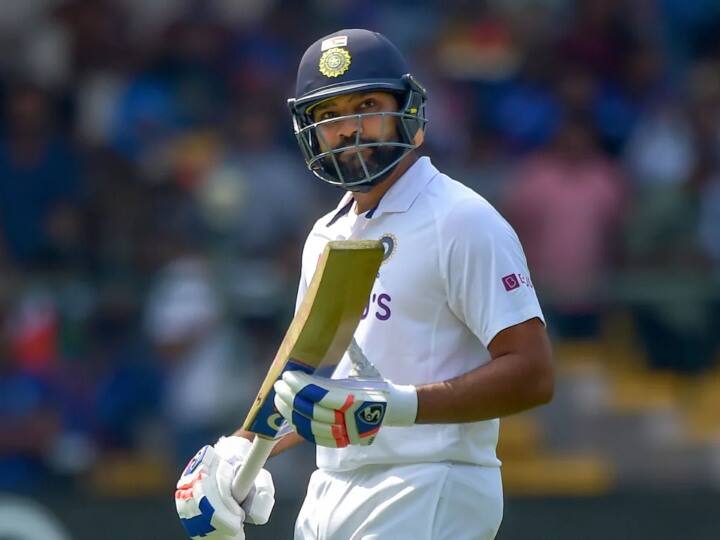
231, 436, 278, 504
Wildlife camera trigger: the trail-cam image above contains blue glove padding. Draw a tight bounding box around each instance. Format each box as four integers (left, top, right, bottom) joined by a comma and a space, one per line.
273, 371, 417, 448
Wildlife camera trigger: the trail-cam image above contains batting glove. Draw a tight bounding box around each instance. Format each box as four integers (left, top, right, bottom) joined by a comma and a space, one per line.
273, 372, 418, 448
175, 437, 275, 540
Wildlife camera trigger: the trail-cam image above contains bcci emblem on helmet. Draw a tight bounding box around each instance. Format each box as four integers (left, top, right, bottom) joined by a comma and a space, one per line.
319, 47, 351, 78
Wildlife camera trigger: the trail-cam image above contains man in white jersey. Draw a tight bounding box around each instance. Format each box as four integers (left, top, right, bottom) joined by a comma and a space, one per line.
175, 29, 554, 540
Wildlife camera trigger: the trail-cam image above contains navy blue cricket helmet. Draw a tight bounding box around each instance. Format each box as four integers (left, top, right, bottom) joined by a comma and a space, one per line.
288, 29, 428, 192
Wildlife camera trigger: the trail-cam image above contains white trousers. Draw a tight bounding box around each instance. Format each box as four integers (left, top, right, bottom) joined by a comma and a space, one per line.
294, 463, 503, 540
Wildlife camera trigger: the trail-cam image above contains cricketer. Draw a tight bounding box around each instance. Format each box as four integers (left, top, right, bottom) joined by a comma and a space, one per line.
175, 28, 554, 540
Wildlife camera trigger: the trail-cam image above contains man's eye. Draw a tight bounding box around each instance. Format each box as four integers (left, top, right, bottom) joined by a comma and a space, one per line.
360, 99, 376, 109
319, 111, 337, 121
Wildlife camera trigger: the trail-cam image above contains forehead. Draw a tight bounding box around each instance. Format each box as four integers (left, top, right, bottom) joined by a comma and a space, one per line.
309, 90, 395, 112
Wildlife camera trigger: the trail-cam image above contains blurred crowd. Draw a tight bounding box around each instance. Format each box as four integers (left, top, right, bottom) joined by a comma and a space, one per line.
0, 0, 719, 494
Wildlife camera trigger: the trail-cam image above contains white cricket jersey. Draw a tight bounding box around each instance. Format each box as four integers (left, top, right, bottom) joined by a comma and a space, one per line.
295, 156, 544, 472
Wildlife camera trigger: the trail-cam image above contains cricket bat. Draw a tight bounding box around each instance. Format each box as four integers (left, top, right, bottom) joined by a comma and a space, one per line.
231, 240, 384, 503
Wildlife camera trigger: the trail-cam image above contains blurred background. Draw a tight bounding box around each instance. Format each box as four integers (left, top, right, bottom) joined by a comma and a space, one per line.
0, 0, 718, 538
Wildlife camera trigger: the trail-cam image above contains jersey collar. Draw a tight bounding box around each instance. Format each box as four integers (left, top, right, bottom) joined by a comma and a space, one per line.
325, 156, 438, 226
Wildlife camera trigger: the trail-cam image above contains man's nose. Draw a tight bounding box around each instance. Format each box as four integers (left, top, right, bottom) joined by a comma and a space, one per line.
335, 115, 362, 141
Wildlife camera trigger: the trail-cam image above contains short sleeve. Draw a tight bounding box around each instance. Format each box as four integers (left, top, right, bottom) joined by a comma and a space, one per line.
441, 198, 545, 347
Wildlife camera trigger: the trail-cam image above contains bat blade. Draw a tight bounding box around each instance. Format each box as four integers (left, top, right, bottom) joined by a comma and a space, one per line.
231, 240, 383, 503
242, 240, 384, 439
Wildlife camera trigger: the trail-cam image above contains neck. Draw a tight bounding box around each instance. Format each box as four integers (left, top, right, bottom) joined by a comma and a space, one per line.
353, 152, 419, 214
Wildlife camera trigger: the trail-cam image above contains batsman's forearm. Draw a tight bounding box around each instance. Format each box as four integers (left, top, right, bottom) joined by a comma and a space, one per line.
232, 429, 305, 457
414, 352, 554, 423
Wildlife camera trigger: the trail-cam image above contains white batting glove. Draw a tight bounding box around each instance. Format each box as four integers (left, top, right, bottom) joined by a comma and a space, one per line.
175, 437, 275, 540
273, 372, 418, 448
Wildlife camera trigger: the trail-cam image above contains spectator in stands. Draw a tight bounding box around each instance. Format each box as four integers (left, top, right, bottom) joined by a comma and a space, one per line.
0, 84, 84, 268
0, 307, 60, 493
143, 253, 258, 464
504, 114, 626, 339
692, 61, 720, 267
700, 176, 720, 266
623, 72, 720, 372
192, 101, 326, 255
92, 285, 163, 452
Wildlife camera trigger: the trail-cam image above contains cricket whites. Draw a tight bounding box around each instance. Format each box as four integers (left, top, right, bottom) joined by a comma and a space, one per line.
231, 240, 384, 503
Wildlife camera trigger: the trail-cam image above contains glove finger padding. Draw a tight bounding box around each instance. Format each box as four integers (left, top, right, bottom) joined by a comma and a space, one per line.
274, 388, 351, 447
274, 373, 389, 447
175, 446, 246, 540
212, 436, 276, 525
273, 377, 337, 424
240, 467, 274, 525
216, 459, 274, 525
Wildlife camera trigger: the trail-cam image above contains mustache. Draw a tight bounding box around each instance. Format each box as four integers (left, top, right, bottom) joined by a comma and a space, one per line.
332, 137, 380, 152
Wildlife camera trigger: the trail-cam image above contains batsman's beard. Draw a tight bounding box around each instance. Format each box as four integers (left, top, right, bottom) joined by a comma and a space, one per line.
322, 137, 404, 186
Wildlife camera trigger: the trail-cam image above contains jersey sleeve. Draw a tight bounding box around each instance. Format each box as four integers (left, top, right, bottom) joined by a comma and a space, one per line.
440, 198, 545, 348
